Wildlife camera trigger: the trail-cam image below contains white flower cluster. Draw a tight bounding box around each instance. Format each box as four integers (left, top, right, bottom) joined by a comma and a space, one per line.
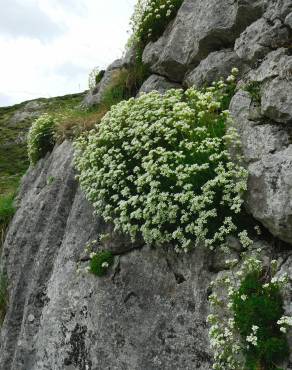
208, 253, 292, 369
74, 74, 247, 252
128, 0, 183, 47
246, 325, 259, 346
277, 316, 292, 333
27, 114, 56, 165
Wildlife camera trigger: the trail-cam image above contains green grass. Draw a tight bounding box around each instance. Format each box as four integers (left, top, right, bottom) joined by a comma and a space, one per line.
0, 92, 85, 197
0, 273, 8, 326
0, 193, 16, 247
55, 65, 149, 142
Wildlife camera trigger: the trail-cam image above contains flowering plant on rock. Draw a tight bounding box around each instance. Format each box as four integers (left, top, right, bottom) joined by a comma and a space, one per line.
27, 114, 56, 165
208, 249, 292, 369
74, 70, 248, 252
128, 0, 184, 58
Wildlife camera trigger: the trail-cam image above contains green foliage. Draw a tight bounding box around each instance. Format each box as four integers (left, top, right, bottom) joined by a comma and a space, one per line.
244, 81, 262, 104
0, 93, 84, 210
208, 254, 292, 370
95, 70, 105, 85
0, 193, 15, 247
27, 114, 56, 165
232, 271, 289, 369
74, 72, 247, 251
0, 273, 8, 325
46, 175, 55, 185
101, 64, 150, 108
129, 0, 184, 60
0, 193, 15, 224
89, 250, 114, 277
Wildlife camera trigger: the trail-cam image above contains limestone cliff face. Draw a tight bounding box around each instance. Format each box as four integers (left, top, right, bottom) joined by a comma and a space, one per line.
0, 142, 213, 370
1, 0, 292, 369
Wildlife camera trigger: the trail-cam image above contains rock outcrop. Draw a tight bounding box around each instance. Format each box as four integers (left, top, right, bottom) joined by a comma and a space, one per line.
139, 74, 182, 94
0, 142, 214, 370
1, 0, 292, 368
82, 59, 124, 107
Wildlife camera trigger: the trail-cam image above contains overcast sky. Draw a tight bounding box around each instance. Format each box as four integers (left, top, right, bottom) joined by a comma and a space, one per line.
0, 0, 136, 107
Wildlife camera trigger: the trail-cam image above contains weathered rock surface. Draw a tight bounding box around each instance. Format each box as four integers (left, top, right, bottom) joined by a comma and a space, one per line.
230, 90, 292, 244
143, 0, 267, 81
261, 77, 292, 123
184, 49, 243, 88
83, 59, 124, 107
0, 142, 214, 370
247, 146, 292, 244
2, 0, 292, 368
138, 74, 181, 94
234, 17, 290, 64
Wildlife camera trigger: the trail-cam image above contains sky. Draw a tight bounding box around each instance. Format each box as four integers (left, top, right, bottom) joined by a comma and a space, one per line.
0, 0, 136, 107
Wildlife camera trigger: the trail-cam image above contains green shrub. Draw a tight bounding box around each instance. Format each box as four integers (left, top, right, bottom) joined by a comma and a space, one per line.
232, 270, 289, 369
89, 250, 114, 277
129, 0, 184, 60
27, 114, 56, 165
74, 71, 247, 251
0, 273, 8, 325
208, 255, 292, 369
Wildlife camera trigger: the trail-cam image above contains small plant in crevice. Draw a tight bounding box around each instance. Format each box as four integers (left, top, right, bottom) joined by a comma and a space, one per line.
74, 69, 248, 252
27, 114, 56, 165
46, 175, 55, 185
0, 273, 8, 326
244, 81, 262, 104
88, 250, 114, 277
76, 238, 114, 278
208, 250, 292, 370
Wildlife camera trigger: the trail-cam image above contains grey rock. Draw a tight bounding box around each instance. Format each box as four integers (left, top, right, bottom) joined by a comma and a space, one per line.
261, 77, 292, 123
184, 49, 243, 88
83, 59, 124, 107
143, 0, 266, 81
234, 17, 290, 64
27, 314, 35, 323
266, 0, 292, 21
285, 12, 292, 28
9, 100, 45, 127
122, 46, 137, 68
138, 74, 182, 95
247, 48, 290, 82
230, 90, 290, 163
247, 145, 292, 244
0, 142, 214, 370
230, 90, 292, 243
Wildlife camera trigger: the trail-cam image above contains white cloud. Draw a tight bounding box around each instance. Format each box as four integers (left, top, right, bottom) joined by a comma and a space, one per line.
0, 0, 64, 41
0, 0, 136, 106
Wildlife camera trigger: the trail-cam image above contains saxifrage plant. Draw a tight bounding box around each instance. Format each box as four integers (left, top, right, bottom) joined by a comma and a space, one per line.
74, 70, 248, 252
